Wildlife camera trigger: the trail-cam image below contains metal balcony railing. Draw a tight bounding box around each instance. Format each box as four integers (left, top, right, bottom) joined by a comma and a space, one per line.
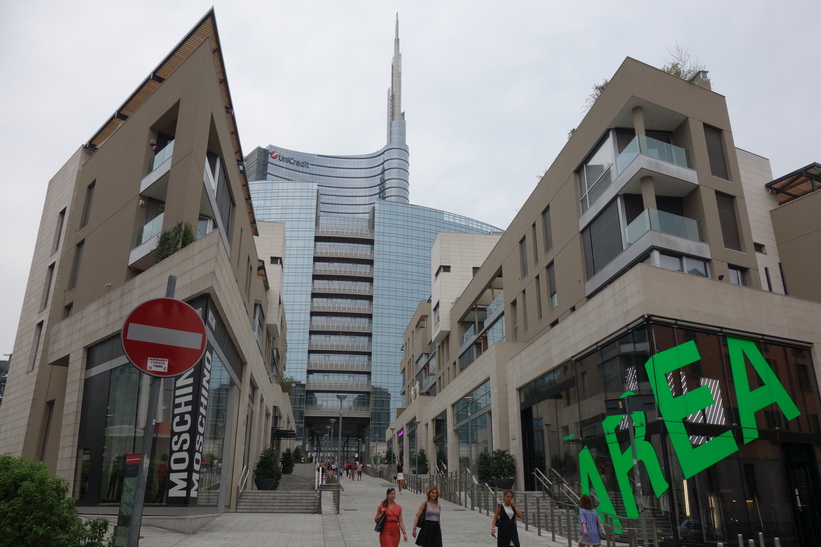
308, 341, 372, 352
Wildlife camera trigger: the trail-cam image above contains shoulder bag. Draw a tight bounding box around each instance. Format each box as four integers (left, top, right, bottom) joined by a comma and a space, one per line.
375, 509, 387, 532
415, 502, 427, 529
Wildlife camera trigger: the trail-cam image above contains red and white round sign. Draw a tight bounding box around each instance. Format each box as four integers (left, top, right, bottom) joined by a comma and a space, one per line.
121, 298, 206, 377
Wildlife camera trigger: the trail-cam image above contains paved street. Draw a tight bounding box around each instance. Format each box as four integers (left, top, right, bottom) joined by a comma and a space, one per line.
136, 471, 575, 546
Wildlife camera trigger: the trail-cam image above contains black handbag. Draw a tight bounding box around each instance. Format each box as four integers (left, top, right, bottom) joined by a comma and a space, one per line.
415, 502, 427, 529
375, 510, 387, 532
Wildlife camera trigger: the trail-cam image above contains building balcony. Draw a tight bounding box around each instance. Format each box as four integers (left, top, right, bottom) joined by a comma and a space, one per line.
310, 302, 373, 315
140, 141, 174, 196
580, 136, 698, 230
128, 214, 165, 270
625, 209, 704, 246
305, 380, 371, 392
313, 264, 374, 279
311, 283, 373, 296
307, 361, 372, 373
307, 340, 372, 353
313, 247, 374, 261
315, 225, 374, 241
303, 407, 371, 419
310, 320, 372, 334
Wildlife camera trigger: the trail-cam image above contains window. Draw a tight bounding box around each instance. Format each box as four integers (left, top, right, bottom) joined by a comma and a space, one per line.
754, 242, 766, 254
510, 300, 519, 341
658, 253, 708, 278
472, 266, 480, 277
80, 181, 95, 229
435, 265, 451, 278
728, 266, 747, 286
547, 261, 558, 309
521, 290, 528, 332
535, 275, 543, 319
581, 371, 590, 398
704, 125, 729, 179
252, 303, 265, 343
52, 208, 66, 253
542, 206, 553, 254
716, 193, 741, 251
582, 200, 622, 279
270, 256, 282, 265
578, 133, 616, 213
519, 237, 528, 277
29, 321, 43, 371
41, 263, 55, 311
531, 223, 538, 266
68, 240, 84, 290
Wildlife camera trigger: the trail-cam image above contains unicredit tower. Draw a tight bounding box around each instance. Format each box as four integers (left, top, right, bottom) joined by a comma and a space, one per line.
247, 16, 500, 460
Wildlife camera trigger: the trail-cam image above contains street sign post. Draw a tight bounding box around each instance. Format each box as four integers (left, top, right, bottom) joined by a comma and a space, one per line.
114, 277, 209, 546
122, 297, 206, 377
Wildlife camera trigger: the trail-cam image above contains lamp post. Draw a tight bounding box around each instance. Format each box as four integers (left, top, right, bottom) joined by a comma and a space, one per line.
327, 422, 334, 466
336, 394, 346, 469
389, 427, 396, 465
464, 396, 474, 472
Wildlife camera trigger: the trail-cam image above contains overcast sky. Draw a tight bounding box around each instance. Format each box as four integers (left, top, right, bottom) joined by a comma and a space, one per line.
1, 1, 818, 353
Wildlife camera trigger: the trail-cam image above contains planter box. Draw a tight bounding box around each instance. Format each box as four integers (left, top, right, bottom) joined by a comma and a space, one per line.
493, 478, 514, 490
254, 477, 280, 490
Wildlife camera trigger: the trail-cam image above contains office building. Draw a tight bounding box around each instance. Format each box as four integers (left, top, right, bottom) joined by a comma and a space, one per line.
391, 58, 821, 545
0, 11, 293, 522
247, 17, 500, 460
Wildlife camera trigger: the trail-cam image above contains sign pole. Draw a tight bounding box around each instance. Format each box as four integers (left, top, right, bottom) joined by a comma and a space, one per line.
126, 276, 176, 547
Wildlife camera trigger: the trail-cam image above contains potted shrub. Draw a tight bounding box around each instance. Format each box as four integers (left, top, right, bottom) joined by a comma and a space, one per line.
415, 449, 429, 474
281, 448, 295, 474
254, 447, 281, 490
477, 451, 493, 485
491, 449, 516, 490
293, 446, 303, 463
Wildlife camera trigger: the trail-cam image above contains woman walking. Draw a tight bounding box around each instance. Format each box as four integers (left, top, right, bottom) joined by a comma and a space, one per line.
396, 460, 405, 493
411, 486, 442, 547
577, 494, 605, 547
491, 490, 522, 546
375, 487, 408, 546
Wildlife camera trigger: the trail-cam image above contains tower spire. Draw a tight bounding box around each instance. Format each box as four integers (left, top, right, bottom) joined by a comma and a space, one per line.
387, 13, 403, 143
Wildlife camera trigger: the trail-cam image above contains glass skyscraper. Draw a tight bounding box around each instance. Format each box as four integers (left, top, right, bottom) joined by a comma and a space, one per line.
248, 17, 500, 460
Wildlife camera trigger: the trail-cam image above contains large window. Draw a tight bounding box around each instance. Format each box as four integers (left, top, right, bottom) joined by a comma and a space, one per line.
704, 125, 729, 180
578, 133, 616, 213
80, 181, 95, 229
542, 206, 553, 254
716, 193, 741, 251
519, 237, 528, 277
582, 200, 622, 279
68, 240, 84, 290
547, 261, 558, 309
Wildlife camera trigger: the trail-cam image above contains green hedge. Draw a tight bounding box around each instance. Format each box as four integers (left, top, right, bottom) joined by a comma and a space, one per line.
0, 454, 109, 546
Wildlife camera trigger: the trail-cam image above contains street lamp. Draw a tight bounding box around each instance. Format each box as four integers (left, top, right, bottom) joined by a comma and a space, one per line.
389, 427, 396, 464
464, 397, 474, 472
336, 394, 347, 468
327, 422, 334, 466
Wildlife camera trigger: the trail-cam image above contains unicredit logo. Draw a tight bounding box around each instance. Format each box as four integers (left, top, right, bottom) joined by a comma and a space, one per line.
270, 150, 309, 168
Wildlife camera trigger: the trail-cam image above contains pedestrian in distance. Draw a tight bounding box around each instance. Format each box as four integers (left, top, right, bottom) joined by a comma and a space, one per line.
411, 486, 442, 547
577, 494, 605, 547
375, 487, 408, 546
357, 460, 364, 480
491, 490, 523, 547
396, 460, 405, 493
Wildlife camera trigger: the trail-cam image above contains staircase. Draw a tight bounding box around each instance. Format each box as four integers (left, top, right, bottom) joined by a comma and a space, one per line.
237, 463, 320, 513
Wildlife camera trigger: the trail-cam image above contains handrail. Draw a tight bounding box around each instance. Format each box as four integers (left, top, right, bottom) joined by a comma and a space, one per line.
549, 467, 580, 504
464, 467, 479, 485
236, 464, 249, 505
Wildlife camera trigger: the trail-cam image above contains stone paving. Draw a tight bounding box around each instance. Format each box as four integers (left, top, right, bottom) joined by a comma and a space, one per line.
136, 471, 575, 546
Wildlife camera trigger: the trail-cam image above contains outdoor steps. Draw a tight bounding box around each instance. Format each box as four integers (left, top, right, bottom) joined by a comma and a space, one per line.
237, 490, 320, 513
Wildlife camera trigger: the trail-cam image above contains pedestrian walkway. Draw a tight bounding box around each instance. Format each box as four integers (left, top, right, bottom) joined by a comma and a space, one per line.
136, 471, 575, 546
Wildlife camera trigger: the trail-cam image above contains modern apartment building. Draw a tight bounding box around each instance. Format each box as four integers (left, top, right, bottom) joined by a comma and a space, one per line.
391, 58, 821, 546
247, 18, 500, 460
0, 11, 293, 520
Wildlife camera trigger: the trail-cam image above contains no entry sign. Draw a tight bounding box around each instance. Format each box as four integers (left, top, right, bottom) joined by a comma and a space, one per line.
121, 298, 206, 377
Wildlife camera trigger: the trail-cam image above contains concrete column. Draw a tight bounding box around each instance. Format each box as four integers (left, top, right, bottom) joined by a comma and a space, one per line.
632, 106, 646, 137
641, 176, 657, 210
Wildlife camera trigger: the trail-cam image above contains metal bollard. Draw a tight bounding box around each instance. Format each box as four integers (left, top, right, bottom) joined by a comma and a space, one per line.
758, 532, 764, 547
566, 509, 573, 547
536, 497, 541, 536
524, 493, 529, 531
748, 540, 754, 547
738, 533, 744, 547
550, 496, 556, 542
774, 538, 781, 547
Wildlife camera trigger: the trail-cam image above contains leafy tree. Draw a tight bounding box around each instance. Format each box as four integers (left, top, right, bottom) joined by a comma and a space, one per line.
491, 449, 516, 480
477, 451, 493, 483
662, 44, 706, 83
0, 455, 109, 546
155, 221, 196, 262
293, 446, 303, 462
253, 447, 282, 480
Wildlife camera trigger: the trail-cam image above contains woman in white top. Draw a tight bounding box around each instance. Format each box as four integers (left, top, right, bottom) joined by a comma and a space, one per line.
491, 490, 522, 547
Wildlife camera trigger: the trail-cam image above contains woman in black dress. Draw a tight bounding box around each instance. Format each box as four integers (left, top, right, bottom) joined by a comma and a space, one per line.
491, 490, 523, 546
411, 486, 442, 546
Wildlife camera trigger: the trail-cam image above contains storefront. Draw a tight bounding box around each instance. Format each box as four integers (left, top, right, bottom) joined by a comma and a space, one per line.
75, 294, 241, 512
520, 319, 821, 545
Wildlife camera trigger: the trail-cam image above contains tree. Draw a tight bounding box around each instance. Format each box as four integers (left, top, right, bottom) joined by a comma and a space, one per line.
155, 221, 196, 262
275, 372, 298, 396
662, 44, 706, 83
491, 449, 516, 480
477, 451, 493, 484
583, 79, 610, 112
0, 455, 109, 546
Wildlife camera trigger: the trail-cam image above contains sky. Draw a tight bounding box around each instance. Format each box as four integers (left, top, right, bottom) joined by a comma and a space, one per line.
1, 0, 819, 353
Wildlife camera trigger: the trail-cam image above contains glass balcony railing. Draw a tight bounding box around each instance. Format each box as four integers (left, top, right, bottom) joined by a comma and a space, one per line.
148, 140, 175, 174
136, 213, 164, 246
486, 292, 505, 318
625, 209, 703, 246
615, 135, 692, 177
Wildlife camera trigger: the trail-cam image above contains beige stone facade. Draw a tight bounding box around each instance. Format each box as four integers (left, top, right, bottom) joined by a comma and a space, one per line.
0, 11, 293, 514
